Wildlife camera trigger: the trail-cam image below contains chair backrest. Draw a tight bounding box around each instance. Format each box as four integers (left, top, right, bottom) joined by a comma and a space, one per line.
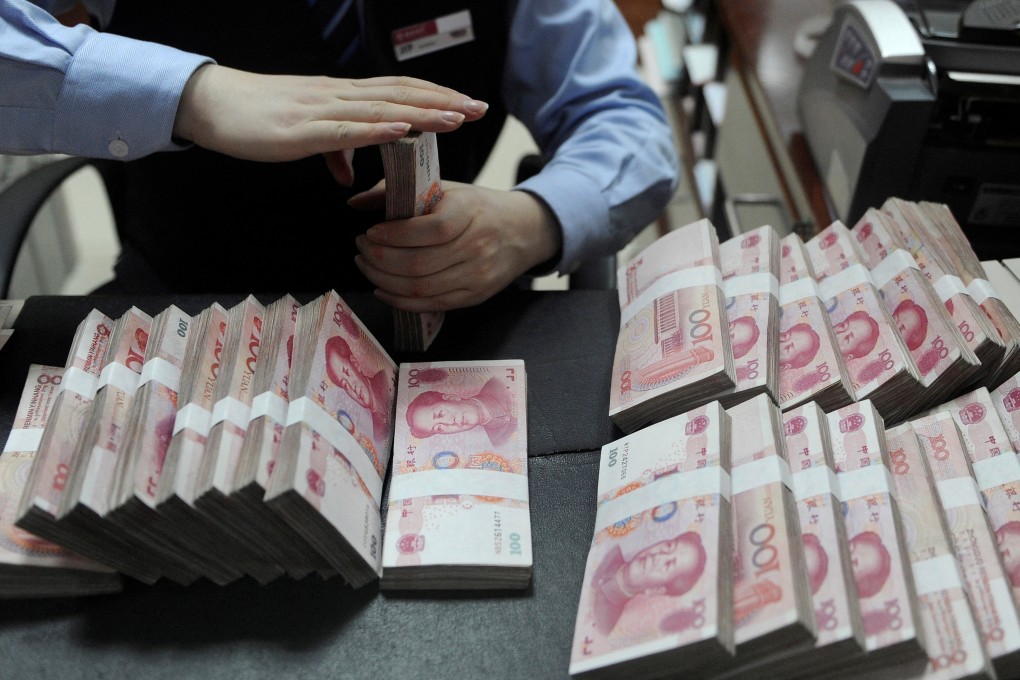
0, 156, 93, 297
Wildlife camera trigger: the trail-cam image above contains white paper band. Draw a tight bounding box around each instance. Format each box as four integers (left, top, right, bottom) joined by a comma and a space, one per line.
972, 453, 1020, 492
286, 396, 382, 505
139, 357, 181, 393
173, 403, 212, 437
593, 466, 731, 533
870, 250, 919, 289
732, 456, 792, 496
98, 362, 140, 394
250, 391, 289, 425
387, 468, 530, 504
779, 277, 823, 305
58, 366, 98, 400
912, 554, 964, 596
211, 396, 251, 431
4, 427, 43, 453
936, 476, 983, 510
818, 263, 874, 302
968, 278, 1000, 305
838, 464, 895, 501
724, 272, 779, 299
621, 265, 723, 327
933, 275, 969, 303
792, 465, 841, 502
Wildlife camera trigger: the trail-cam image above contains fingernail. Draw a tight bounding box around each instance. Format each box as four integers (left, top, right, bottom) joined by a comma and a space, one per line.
463, 100, 488, 114
440, 111, 465, 124
387, 122, 411, 134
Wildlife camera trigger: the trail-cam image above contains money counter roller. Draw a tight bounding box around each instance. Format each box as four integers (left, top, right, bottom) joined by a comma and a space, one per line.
798, 0, 1020, 259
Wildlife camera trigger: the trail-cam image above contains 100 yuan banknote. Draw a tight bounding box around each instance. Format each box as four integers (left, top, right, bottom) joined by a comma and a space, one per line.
384, 360, 530, 574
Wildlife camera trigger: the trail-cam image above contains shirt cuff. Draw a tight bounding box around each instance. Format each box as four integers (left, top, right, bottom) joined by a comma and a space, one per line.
53, 31, 213, 160
516, 162, 611, 275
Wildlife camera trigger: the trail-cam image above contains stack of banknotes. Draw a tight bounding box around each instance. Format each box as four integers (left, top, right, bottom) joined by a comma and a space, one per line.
4, 291, 530, 592
573, 373, 1020, 678
380, 131, 445, 354
610, 198, 1020, 432
381, 360, 532, 589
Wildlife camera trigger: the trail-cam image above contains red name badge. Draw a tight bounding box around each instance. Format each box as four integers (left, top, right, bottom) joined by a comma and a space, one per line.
391, 10, 474, 62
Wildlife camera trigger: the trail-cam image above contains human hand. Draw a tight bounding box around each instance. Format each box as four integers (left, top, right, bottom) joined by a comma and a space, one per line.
172, 65, 488, 185
349, 181, 563, 311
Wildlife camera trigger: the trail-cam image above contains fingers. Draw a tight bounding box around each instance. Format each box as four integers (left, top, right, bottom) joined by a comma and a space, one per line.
354, 256, 484, 312
347, 76, 490, 121
323, 149, 356, 186
347, 180, 386, 210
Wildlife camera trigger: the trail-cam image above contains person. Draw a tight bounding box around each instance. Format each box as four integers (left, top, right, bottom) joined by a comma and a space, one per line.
405, 376, 517, 446
0, 0, 678, 309
892, 299, 928, 351
323, 334, 394, 441
778, 322, 821, 370
727, 316, 760, 360
832, 310, 881, 361
801, 533, 829, 595
590, 532, 707, 635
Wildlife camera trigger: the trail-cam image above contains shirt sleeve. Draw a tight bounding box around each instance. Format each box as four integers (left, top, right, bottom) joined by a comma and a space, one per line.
0, 0, 212, 160
504, 0, 679, 275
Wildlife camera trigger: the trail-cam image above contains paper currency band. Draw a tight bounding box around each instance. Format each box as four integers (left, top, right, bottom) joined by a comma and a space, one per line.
173, 402, 212, 437
286, 396, 383, 505
723, 272, 779, 299
619, 264, 723, 327
211, 396, 251, 431
968, 278, 1000, 305
791, 465, 840, 501
139, 357, 182, 393
837, 464, 896, 501
912, 554, 964, 597
935, 476, 983, 510
731, 455, 792, 496
57, 366, 99, 400
249, 391, 288, 425
778, 277, 823, 306
97, 361, 141, 395
818, 263, 874, 302
971, 452, 1020, 493
3, 427, 42, 453
869, 249, 920, 290
387, 468, 530, 504
932, 274, 969, 304
593, 466, 731, 534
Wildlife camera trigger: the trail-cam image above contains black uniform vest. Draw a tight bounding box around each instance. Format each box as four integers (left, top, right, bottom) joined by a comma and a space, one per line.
103, 1, 510, 294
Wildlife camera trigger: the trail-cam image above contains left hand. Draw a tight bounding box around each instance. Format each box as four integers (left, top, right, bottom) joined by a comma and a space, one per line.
349, 181, 562, 311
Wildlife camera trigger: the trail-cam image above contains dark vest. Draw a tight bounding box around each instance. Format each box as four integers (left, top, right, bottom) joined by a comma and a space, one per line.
103, 1, 510, 294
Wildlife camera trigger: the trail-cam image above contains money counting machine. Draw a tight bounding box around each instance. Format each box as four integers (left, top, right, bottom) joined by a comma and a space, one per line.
798, 0, 1020, 259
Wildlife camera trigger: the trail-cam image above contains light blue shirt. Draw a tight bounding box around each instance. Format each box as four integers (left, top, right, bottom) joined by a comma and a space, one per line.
0, 0, 677, 275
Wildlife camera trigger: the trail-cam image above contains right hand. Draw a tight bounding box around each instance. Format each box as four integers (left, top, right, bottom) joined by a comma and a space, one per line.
172, 64, 488, 184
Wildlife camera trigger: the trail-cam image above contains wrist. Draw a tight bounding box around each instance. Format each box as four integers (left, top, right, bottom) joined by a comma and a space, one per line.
173, 62, 219, 145
512, 189, 563, 274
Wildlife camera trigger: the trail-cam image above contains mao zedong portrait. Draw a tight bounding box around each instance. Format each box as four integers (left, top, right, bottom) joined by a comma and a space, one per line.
405, 376, 518, 446
590, 532, 707, 635
324, 335, 394, 441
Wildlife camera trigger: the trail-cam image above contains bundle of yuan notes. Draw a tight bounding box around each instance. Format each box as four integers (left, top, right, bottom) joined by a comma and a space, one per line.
379, 131, 445, 353
570, 401, 733, 679
0, 364, 122, 597
610, 219, 735, 433
4, 290, 532, 593
381, 359, 531, 590
610, 197, 1020, 432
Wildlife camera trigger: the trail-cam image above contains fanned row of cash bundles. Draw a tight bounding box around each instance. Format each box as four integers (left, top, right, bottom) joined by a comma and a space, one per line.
0, 291, 531, 597
578, 197, 1020, 678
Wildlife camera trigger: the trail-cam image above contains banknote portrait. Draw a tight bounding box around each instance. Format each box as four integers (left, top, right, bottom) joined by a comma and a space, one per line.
405, 377, 518, 446
892, 299, 929, 352
832, 311, 881, 361
802, 533, 829, 595
590, 531, 707, 635
728, 316, 760, 360
324, 335, 394, 441
996, 520, 1020, 588
778, 323, 821, 370
849, 530, 891, 598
